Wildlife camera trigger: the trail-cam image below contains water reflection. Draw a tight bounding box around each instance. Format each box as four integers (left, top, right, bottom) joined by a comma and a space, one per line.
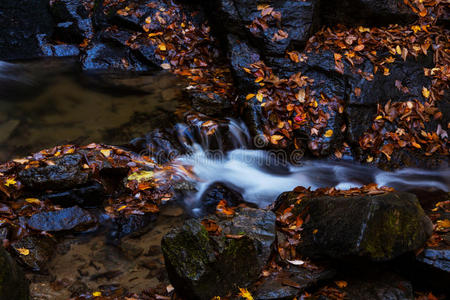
0, 58, 185, 162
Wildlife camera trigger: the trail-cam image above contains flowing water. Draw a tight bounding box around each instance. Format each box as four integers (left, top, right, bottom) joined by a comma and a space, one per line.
1, 59, 449, 298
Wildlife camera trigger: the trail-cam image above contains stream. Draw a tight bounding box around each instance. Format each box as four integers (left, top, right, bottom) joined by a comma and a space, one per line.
1, 59, 449, 299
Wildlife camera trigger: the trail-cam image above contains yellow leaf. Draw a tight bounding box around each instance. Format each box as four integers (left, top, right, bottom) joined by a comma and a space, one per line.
17, 248, 30, 256
246, 94, 255, 100
100, 149, 111, 157
270, 135, 284, 144
358, 26, 370, 33
366, 155, 374, 163
255, 77, 264, 83
422, 87, 430, 98
238, 288, 254, 300
117, 205, 127, 211
375, 115, 383, 120
335, 280, 348, 288
411, 141, 422, 149
158, 43, 167, 51
25, 198, 41, 205
324, 129, 333, 138
395, 45, 401, 55
4, 178, 16, 187
256, 93, 264, 102
437, 219, 450, 228
411, 25, 421, 33
313, 229, 318, 234
128, 170, 154, 182
145, 16, 151, 24
92, 291, 102, 297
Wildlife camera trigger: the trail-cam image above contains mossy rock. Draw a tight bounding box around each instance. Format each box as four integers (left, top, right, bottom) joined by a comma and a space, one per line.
292, 192, 433, 261
0, 246, 30, 300
161, 208, 276, 300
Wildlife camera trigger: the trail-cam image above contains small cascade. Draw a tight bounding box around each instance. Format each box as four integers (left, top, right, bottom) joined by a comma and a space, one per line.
167, 119, 449, 209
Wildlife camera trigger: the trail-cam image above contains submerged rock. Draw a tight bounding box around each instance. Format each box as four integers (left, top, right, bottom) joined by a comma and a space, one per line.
278, 191, 433, 261
254, 265, 335, 300
161, 208, 276, 300
0, 246, 30, 300
17, 154, 89, 191
27, 206, 97, 232
12, 235, 56, 271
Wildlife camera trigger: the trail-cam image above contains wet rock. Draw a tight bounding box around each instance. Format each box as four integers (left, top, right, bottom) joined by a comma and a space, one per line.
320, 0, 417, 27
162, 208, 276, 300
0, 246, 30, 300
43, 182, 105, 207
110, 213, 157, 240
188, 91, 233, 116
416, 247, 450, 273
254, 266, 335, 300
279, 191, 433, 261
17, 154, 89, 191
0, 0, 53, 60
211, 0, 318, 56
200, 182, 247, 214
50, 0, 94, 43
81, 42, 149, 72
12, 235, 55, 271
27, 206, 97, 232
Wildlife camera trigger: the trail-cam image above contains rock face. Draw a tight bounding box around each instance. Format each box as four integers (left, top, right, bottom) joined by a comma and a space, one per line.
26, 206, 97, 232
11, 235, 56, 271
281, 192, 433, 261
161, 208, 276, 300
200, 182, 246, 214
18, 154, 89, 191
0, 0, 53, 60
0, 246, 30, 300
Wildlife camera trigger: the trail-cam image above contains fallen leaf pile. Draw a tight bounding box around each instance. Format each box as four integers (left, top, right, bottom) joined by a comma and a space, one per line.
103, 0, 234, 103
245, 60, 345, 153
0, 143, 181, 244
306, 23, 449, 160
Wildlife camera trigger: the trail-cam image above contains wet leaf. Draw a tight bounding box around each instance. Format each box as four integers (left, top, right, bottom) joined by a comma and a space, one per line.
127, 171, 154, 182
335, 281, 348, 288
238, 288, 254, 300
324, 130, 333, 138
17, 248, 30, 256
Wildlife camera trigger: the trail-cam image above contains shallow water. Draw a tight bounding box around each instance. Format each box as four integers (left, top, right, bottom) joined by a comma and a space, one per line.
0, 59, 185, 162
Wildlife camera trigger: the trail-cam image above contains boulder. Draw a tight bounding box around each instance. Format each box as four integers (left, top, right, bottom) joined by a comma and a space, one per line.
17, 154, 90, 191
0, 0, 53, 60
254, 265, 335, 300
161, 208, 276, 300
49, 0, 94, 43
200, 182, 247, 214
26, 206, 97, 232
11, 235, 55, 271
277, 191, 433, 261
0, 246, 30, 300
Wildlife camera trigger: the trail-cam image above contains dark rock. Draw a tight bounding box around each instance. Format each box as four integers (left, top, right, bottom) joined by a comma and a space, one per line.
320, 0, 417, 27
111, 213, 157, 240
278, 191, 433, 261
162, 208, 276, 300
200, 182, 246, 214
38, 34, 81, 57
17, 154, 89, 191
43, 182, 105, 207
0, 246, 29, 300
211, 0, 318, 56
254, 265, 335, 300
188, 91, 233, 116
0, 0, 53, 60
81, 42, 149, 72
317, 271, 414, 300
49, 0, 94, 43
12, 235, 55, 271
416, 247, 450, 273
27, 206, 97, 232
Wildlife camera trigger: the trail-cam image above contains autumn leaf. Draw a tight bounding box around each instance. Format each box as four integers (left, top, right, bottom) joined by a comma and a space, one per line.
161, 63, 171, 70
324, 129, 333, 138
422, 87, 430, 98
92, 291, 102, 297
246, 94, 255, 100
17, 248, 30, 256
4, 178, 16, 187
238, 288, 254, 300
25, 198, 41, 205
100, 149, 111, 157
270, 135, 284, 144
127, 170, 154, 182
335, 281, 348, 288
